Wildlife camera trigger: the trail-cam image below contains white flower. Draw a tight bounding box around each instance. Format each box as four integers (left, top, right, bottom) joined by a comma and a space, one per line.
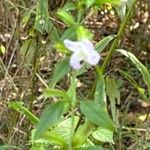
64, 39, 100, 69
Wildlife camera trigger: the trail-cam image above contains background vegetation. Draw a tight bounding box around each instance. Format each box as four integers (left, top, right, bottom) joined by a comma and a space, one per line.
0, 0, 150, 149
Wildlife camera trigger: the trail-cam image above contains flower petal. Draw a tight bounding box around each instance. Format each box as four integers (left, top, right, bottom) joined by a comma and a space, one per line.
63, 39, 81, 52
86, 51, 100, 65
81, 40, 95, 53
69, 53, 82, 69
80, 40, 100, 65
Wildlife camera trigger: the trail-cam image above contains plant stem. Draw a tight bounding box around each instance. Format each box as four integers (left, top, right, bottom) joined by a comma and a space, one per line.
100, 0, 137, 74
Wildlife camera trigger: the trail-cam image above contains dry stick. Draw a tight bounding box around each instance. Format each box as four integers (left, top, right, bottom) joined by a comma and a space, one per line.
1, 2, 21, 144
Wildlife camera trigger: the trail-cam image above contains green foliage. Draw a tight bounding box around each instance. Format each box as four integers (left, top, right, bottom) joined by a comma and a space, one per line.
9, 102, 39, 124
67, 76, 77, 105
72, 121, 96, 148
76, 26, 93, 40
34, 0, 49, 33
62, 1, 76, 11
4, 0, 141, 149
92, 128, 114, 144
119, 69, 147, 100
57, 9, 76, 26
20, 39, 36, 67
50, 57, 70, 88
118, 49, 150, 99
81, 145, 104, 150
34, 102, 65, 139
0, 44, 6, 54
106, 77, 120, 124
95, 0, 120, 6
0, 145, 17, 150
21, 8, 34, 28
94, 76, 106, 107
95, 35, 115, 52
61, 26, 78, 40
80, 101, 115, 131
115, 0, 127, 20
43, 88, 71, 103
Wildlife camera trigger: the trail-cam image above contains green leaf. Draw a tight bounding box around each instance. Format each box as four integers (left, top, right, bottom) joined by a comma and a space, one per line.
57, 9, 75, 26
55, 42, 69, 54
80, 101, 115, 131
106, 77, 120, 124
94, 76, 106, 108
85, 0, 95, 8
34, 0, 49, 33
95, 0, 120, 6
0, 44, 6, 54
43, 131, 67, 148
117, 49, 150, 99
43, 88, 71, 102
92, 127, 114, 144
50, 57, 70, 88
9, 102, 39, 125
95, 35, 115, 52
72, 121, 95, 147
45, 117, 79, 146
21, 8, 33, 28
76, 26, 93, 40
61, 26, 78, 40
127, 0, 136, 8
67, 76, 77, 105
82, 145, 104, 150
62, 2, 76, 11
48, 22, 60, 43
20, 39, 36, 67
115, 0, 127, 21
119, 69, 147, 100
0, 145, 17, 150
34, 102, 65, 139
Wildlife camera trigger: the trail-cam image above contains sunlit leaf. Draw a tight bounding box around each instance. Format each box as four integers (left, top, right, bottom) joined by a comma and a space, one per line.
94, 76, 106, 107
62, 2, 76, 11
67, 76, 77, 105
95, 0, 120, 6
72, 121, 95, 147
95, 35, 115, 52
119, 69, 147, 100
34, 102, 65, 139
61, 26, 78, 40
0, 44, 6, 54
57, 9, 75, 26
115, 0, 127, 20
49, 22, 60, 43
43, 88, 71, 102
49, 57, 70, 88
85, 0, 95, 8
0, 145, 17, 150
76, 26, 93, 40
117, 49, 150, 99
9, 101, 39, 125
92, 127, 114, 144
106, 77, 120, 124
82, 145, 104, 150
20, 39, 36, 67
80, 101, 115, 131
21, 8, 33, 28
34, 0, 49, 33
44, 117, 79, 146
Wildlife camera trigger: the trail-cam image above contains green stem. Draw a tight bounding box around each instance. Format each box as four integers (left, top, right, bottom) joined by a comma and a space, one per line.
100, 0, 137, 74
72, 121, 96, 149
75, 2, 137, 148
